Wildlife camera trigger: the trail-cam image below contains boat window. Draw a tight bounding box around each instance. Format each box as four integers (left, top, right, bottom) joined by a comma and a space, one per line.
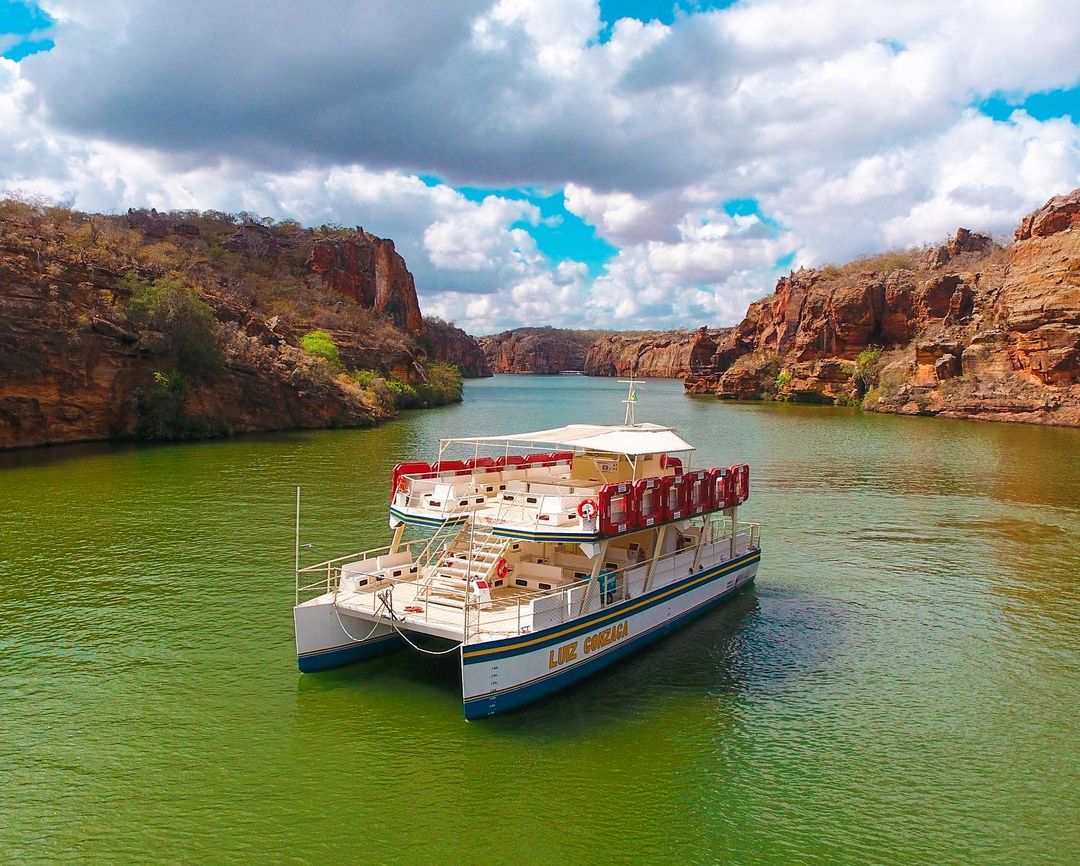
515, 579, 528, 587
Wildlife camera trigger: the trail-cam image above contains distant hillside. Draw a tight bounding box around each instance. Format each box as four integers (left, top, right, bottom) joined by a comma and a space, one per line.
0, 200, 488, 449
478, 326, 727, 377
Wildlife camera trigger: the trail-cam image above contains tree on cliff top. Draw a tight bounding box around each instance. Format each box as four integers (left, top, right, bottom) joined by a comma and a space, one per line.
121, 273, 222, 377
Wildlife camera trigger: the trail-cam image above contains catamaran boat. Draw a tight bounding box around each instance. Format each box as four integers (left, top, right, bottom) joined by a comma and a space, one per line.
293, 386, 760, 719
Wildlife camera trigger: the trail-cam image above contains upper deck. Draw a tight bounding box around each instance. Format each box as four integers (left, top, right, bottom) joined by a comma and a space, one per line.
389, 422, 745, 543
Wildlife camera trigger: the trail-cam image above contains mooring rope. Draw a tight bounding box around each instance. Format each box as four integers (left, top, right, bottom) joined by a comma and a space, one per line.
377, 586, 464, 656
332, 598, 385, 643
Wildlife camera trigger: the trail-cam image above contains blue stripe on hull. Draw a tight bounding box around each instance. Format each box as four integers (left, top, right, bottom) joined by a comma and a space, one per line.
297, 634, 403, 672
463, 572, 755, 719
463, 550, 760, 663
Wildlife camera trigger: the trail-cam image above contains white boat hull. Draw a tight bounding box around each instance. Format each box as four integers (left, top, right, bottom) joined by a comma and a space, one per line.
294, 595, 401, 672
460, 549, 759, 719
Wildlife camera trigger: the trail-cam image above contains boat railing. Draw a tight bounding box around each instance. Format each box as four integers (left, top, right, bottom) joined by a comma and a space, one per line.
295, 538, 427, 604
396, 474, 598, 532
462, 521, 762, 640
299, 514, 759, 635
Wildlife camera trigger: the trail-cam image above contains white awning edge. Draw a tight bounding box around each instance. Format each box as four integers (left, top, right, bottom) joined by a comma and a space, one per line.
439, 423, 694, 456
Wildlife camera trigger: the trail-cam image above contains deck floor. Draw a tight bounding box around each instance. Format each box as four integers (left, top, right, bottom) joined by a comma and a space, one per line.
334, 578, 549, 642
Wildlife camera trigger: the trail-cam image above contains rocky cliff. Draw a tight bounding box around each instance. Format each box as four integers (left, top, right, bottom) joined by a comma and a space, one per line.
479, 328, 599, 374
584, 327, 725, 377
0, 203, 479, 449
685, 190, 1080, 426
479, 326, 720, 377
308, 230, 423, 335
422, 317, 492, 378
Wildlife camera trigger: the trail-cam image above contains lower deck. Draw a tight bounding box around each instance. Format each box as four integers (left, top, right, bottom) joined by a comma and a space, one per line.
296, 517, 760, 645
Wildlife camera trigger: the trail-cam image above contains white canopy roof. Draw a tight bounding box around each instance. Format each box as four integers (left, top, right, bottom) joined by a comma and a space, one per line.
441, 423, 694, 457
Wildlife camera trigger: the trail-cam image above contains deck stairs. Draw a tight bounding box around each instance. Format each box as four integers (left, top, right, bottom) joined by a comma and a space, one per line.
414, 521, 511, 610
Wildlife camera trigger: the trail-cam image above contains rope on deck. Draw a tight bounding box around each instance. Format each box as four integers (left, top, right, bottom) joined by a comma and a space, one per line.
377, 586, 464, 656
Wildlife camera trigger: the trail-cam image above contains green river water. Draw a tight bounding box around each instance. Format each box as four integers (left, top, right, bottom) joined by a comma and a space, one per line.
1, 376, 1078, 865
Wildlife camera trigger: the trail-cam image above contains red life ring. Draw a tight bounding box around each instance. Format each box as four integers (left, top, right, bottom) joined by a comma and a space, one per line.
577, 498, 598, 520
404, 604, 423, 613
495, 558, 509, 579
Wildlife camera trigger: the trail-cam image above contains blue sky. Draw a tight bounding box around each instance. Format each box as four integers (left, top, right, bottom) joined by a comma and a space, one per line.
977, 86, 1080, 123
1, 0, 1078, 332
0, 0, 52, 61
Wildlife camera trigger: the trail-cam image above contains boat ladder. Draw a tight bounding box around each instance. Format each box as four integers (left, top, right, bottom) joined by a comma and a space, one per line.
414, 521, 511, 610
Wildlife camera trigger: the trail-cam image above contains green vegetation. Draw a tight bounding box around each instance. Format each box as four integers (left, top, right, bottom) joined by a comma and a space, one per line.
774, 369, 793, 399
121, 273, 222, 376
854, 345, 884, 392
300, 329, 343, 370
133, 370, 226, 441
757, 354, 783, 400
418, 360, 464, 405
347, 361, 462, 411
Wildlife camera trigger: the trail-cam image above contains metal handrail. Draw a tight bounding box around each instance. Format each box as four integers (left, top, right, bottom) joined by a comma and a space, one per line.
297, 538, 426, 574
330, 522, 762, 638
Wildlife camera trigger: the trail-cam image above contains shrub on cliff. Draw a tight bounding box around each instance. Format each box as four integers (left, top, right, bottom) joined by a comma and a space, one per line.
121, 273, 222, 376
774, 369, 793, 400
133, 370, 227, 441
300, 329, 343, 370
855, 346, 884, 392
383, 361, 462, 409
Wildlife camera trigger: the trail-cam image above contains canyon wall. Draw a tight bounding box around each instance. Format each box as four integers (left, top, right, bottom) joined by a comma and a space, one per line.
479, 326, 723, 377
423, 318, 492, 378
479, 328, 596, 374
684, 190, 1080, 426
307, 230, 423, 335
584, 328, 724, 377
0, 205, 483, 449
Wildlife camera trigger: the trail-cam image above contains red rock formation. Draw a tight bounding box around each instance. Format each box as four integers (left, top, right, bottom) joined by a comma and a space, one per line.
0, 241, 384, 449
584, 327, 723, 377
307, 230, 423, 335
479, 328, 595, 374
423, 318, 492, 378
1000, 189, 1080, 386
0, 205, 458, 449
685, 191, 1080, 426
479, 326, 724, 378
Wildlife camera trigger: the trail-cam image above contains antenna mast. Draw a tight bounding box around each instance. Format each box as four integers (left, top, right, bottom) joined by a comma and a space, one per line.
618, 371, 642, 426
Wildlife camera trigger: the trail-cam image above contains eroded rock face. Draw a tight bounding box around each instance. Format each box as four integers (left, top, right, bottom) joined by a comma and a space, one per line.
685, 193, 1080, 426
0, 240, 384, 449
479, 328, 594, 374
423, 318, 492, 378
584, 327, 722, 377
479, 326, 723, 378
999, 190, 1080, 387
308, 230, 423, 335
0, 207, 461, 449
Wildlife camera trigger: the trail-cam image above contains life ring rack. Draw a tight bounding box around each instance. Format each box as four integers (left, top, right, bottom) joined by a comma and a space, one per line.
576, 498, 599, 520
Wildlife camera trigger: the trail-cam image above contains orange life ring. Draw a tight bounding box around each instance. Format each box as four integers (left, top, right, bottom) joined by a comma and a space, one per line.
397, 476, 408, 494
495, 558, 509, 579
577, 498, 598, 520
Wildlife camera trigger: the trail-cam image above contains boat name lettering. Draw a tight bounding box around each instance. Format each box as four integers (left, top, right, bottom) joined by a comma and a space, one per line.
548, 641, 579, 669
583, 621, 629, 654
